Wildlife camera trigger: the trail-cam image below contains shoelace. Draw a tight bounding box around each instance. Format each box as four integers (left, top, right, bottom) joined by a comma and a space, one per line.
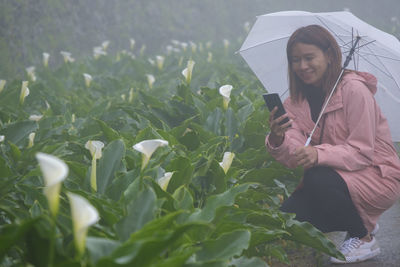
340, 237, 363, 254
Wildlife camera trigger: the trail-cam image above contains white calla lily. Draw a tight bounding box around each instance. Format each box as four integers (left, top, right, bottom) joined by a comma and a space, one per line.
36, 152, 68, 217
206, 41, 212, 49
180, 42, 188, 51
43, 53, 50, 67
156, 55, 165, 70
20, 81, 30, 105
133, 139, 168, 170
223, 39, 230, 50
26, 66, 36, 82
85, 140, 104, 192
157, 172, 173, 191
219, 85, 233, 109
0, 80, 6, 93
0, 135, 5, 142
219, 152, 235, 174
28, 132, 35, 148
189, 41, 197, 53
29, 114, 43, 122
130, 38, 136, 50
146, 74, 155, 89
207, 52, 213, 63
101, 40, 110, 50
182, 59, 195, 84
67, 192, 99, 257
129, 88, 134, 103
83, 73, 92, 87
139, 44, 146, 55
60, 51, 75, 63
93, 46, 107, 59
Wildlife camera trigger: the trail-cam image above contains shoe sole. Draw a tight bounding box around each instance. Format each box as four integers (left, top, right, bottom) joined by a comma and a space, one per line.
330, 248, 381, 264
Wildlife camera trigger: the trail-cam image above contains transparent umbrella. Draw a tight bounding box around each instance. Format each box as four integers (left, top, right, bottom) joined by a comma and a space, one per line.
239, 10, 400, 142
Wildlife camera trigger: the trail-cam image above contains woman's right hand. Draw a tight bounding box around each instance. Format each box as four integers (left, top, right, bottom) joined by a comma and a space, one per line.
268, 106, 292, 147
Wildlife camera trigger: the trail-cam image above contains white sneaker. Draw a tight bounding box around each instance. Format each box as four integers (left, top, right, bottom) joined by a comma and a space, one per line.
330, 236, 381, 264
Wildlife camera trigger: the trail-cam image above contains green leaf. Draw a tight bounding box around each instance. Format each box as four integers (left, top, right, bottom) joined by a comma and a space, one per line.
86, 237, 120, 265
205, 108, 223, 135
0, 217, 39, 259
96, 119, 121, 142
116, 185, 158, 241
97, 139, 125, 194
0, 121, 38, 145
0, 156, 12, 178
166, 157, 194, 193
224, 108, 238, 141
188, 184, 250, 222
195, 230, 251, 261
172, 186, 194, 210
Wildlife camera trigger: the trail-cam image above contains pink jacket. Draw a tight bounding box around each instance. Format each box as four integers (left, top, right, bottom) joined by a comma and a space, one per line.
266, 71, 400, 232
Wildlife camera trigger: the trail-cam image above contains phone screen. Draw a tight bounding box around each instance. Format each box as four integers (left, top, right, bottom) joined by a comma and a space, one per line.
263, 93, 290, 125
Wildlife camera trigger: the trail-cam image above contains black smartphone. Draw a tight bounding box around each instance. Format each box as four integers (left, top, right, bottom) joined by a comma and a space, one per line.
263, 93, 290, 125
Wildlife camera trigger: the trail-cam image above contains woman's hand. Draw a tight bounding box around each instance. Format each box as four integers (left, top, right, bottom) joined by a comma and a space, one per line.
294, 146, 318, 169
268, 106, 292, 147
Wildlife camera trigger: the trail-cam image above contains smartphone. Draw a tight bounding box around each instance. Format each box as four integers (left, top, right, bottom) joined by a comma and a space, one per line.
263, 93, 290, 125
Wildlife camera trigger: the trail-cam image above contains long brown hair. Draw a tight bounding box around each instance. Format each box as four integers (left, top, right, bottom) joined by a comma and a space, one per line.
286, 25, 342, 102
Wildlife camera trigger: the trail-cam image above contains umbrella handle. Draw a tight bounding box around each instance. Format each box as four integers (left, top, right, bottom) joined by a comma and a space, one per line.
305, 137, 312, 147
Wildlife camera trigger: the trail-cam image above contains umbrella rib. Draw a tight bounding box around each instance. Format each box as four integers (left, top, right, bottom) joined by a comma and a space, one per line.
238, 36, 289, 53
350, 52, 400, 61
356, 50, 400, 86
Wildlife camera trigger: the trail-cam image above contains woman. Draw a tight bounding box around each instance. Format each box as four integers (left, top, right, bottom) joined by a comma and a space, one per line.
265, 25, 400, 264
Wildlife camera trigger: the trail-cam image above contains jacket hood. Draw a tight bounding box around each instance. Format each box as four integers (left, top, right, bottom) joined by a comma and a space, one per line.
342, 71, 378, 95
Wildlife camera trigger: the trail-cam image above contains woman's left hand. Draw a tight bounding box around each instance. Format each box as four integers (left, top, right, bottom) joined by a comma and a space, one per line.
294, 146, 318, 169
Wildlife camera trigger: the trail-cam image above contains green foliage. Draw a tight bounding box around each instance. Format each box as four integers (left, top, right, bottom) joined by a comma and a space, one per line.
0, 35, 343, 266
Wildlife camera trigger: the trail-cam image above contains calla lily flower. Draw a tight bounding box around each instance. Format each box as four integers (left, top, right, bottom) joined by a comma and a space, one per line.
67, 192, 99, 257
171, 40, 180, 46
182, 60, 195, 84
121, 94, 126, 101
244, 21, 251, 33
148, 58, 155, 66
101, 40, 110, 50
223, 39, 230, 50
207, 52, 213, 63
130, 38, 136, 50
128, 88, 134, 103
43, 53, 50, 67
72, 114, 76, 123
140, 45, 146, 55
180, 42, 188, 51
219, 85, 233, 109
29, 114, 43, 122
26, 66, 37, 82
60, 51, 75, 63
189, 41, 197, 53
93, 46, 107, 59
0, 135, 5, 142
206, 41, 212, 49
146, 74, 155, 89
219, 152, 235, 174
28, 132, 35, 148
20, 81, 30, 105
166, 45, 174, 55
0, 80, 6, 93
36, 152, 68, 217
133, 139, 168, 170
157, 172, 173, 191
83, 73, 92, 87
85, 140, 104, 192
156, 55, 165, 70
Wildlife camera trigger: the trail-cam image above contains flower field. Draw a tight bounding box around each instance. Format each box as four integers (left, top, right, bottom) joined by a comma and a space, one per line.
0, 37, 342, 266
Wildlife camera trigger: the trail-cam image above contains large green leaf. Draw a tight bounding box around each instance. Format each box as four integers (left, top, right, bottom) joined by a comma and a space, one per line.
0, 121, 38, 145
166, 156, 194, 193
188, 184, 251, 222
195, 229, 251, 261
97, 139, 125, 194
86, 237, 120, 265
96, 119, 121, 142
116, 186, 158, 241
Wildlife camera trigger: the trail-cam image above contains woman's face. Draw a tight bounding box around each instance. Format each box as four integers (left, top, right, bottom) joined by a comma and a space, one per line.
290, 42, 330, 87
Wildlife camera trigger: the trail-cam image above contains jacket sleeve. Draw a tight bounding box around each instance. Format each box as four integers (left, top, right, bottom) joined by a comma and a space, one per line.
314, 80, 376, 171
265, 101, 307, 169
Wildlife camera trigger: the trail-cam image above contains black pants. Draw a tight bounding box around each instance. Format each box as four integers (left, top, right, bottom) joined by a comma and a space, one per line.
280, 166, 367, 238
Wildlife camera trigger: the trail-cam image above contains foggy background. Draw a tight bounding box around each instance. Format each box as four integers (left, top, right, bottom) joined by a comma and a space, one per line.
1, 0, 399, 78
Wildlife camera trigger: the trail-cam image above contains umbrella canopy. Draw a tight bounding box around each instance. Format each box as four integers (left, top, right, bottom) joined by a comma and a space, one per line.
239, 10, 400, 142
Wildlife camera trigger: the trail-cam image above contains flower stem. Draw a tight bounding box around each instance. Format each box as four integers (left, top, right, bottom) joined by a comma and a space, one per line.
90, 157, 97, 192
